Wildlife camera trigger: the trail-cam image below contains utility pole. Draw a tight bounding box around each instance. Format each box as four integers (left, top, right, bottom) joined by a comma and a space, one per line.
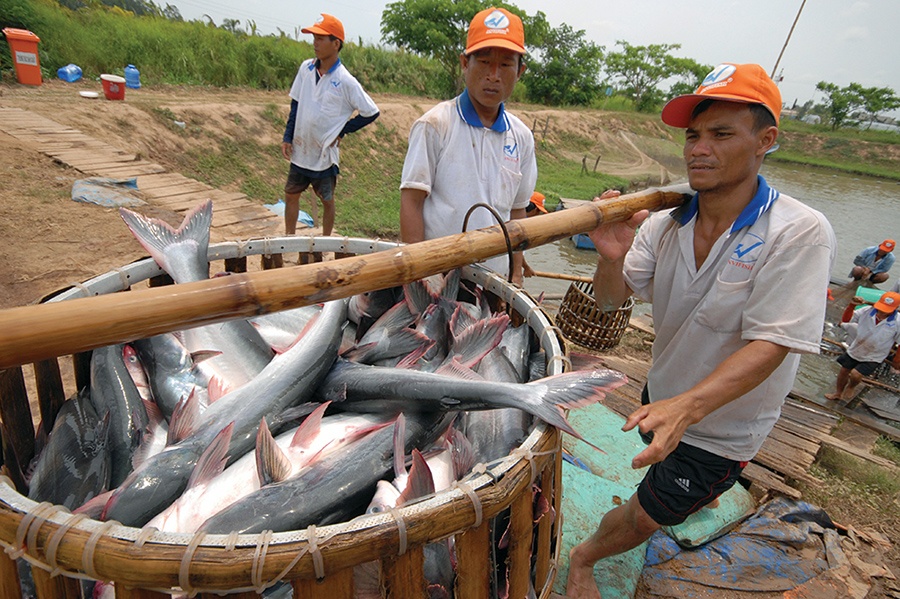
771, 0, 807, 79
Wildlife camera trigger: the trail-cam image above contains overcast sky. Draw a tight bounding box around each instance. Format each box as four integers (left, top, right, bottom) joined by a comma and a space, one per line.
167, 0, 899, 111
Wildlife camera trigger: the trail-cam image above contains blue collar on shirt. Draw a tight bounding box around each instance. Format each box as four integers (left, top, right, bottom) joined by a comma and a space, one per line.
308, 58, 342, 73
869, 308, 898, 323
671, 175, 780, 234
457, 89, 510, 132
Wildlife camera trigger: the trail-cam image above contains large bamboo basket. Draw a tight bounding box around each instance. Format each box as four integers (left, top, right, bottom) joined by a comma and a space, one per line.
0, 235, 569, 598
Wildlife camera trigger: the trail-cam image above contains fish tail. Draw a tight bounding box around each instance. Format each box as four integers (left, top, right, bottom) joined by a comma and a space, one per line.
523, 369, 628, 451
119, 200, 212, 272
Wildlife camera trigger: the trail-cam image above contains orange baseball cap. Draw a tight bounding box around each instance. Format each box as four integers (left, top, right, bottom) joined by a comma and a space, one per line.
301, 13, 344, 42
529, 191, 548, 213
874, 291, 900, 314
465, 8, 525, 55
879, 239, 895, 253
661, 63, 782, 128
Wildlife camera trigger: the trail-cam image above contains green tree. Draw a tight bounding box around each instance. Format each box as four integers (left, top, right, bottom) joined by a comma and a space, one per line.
815, 81, 865, 130
857, 85, 900, 129
380, 0, 541, 97
665, 59, 714, 100
602, 41, 699, 112
522, 22, 603, 106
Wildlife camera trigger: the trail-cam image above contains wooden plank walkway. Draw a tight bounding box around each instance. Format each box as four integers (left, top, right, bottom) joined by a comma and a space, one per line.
0, 107, 280, 242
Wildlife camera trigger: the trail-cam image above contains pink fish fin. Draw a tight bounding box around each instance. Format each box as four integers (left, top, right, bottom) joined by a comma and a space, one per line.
395, 341, 434, 370
74, 489, 115, 519
131, 399, 165, 469
207, 375, 232, 403
532, 483, 552, 524
440, 268, 462, 301
189, 349, 222, 364
392, 413, 407, 479
448, 313, 511, 369
168, 388, 200, 445
403, 280, 439, 316
373, 297, 415, 330
119, 200, 212, 275
186, 422, 234, 489
521, 369, 628, 453
434, 356, 483, 380
447, 427, 476, 479
398, 449, 435, 505
448, 303, 477, 338
256, 418, 292, 486
289, 402, 331, 449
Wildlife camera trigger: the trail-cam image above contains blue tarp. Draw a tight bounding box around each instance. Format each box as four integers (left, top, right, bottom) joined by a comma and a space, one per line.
264, 199, 315, 228
641, 497, 839, 595
71, 177, 144, 207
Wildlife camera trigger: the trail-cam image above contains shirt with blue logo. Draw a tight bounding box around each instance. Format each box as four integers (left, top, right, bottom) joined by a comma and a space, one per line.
287, 58, 379, 172
400, 90, 537, 275
624, 176, 837, 460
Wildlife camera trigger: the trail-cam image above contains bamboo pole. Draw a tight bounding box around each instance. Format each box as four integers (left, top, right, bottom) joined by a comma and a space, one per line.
530, 270, 593, 284
0, 185, 691, 369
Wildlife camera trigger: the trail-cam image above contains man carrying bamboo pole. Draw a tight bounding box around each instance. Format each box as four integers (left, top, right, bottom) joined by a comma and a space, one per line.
399, 7, 537, 284
566, 63, 837, 598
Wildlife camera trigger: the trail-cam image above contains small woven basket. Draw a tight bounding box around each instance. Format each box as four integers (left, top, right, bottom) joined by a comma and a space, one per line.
556, 280, 634, 351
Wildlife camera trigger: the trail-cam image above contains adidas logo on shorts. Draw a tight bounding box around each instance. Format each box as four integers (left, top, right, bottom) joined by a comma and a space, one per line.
674, 477, 691, 492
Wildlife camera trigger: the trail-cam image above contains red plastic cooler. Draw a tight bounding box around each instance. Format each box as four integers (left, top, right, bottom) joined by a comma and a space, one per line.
2, 28, 42, 86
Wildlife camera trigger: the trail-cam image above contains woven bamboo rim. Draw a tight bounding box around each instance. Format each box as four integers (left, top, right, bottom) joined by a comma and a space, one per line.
0, 236, 567, 594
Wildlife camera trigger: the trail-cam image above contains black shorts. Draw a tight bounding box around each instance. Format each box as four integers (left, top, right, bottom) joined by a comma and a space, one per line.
836, 352, 880, 376
636, 385, 746, 526
284, 164, 336, 200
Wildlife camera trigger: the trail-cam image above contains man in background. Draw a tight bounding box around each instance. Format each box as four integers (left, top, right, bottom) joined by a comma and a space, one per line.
850, 239, 895, 284
399, 7, 536, 284
282, 13, 379, 238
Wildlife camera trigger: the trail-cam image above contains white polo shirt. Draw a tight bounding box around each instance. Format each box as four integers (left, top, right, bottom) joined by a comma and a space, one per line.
842, 307, 900, 363
624, 177, 836, 461
288, 58, 379, 172
400, 90, 537, 275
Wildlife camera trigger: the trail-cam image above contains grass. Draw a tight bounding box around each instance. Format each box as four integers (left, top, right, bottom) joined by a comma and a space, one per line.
769, 150, 900, 182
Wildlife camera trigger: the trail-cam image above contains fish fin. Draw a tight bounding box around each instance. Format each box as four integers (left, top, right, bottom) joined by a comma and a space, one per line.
186, 422, 234, 489
74, 490, 115, 519
290, 402, 331, 449
521, 369, 629, 452
346, 328, 434, 364
398, 449, 435, 505
395, 341, 434, 369
354, 299, 415, 348
434, 356, 484, 380
270, 402, 319, 430
448, 313, 511, 369
447, 428, 477, 479
189, 349, 222, 364
256, 419, 292, 486
168, 389, 200, 445
131, 399, 165, 469
441, 269, 462, 301
403, 280, 439, 316
207, 375, 232, 403
449, 304, 478, 338
119, 200, 212, 280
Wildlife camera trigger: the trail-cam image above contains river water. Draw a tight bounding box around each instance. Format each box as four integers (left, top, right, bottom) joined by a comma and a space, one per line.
521, 161, 900, 400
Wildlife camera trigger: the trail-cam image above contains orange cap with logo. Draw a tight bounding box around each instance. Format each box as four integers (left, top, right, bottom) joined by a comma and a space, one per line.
301, 13, 345, 42
879, 239, 895, 253
466, 7, 525, 55
661, 63, 782, 128
528, 191, 548, 214
874, 291, 900, 314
